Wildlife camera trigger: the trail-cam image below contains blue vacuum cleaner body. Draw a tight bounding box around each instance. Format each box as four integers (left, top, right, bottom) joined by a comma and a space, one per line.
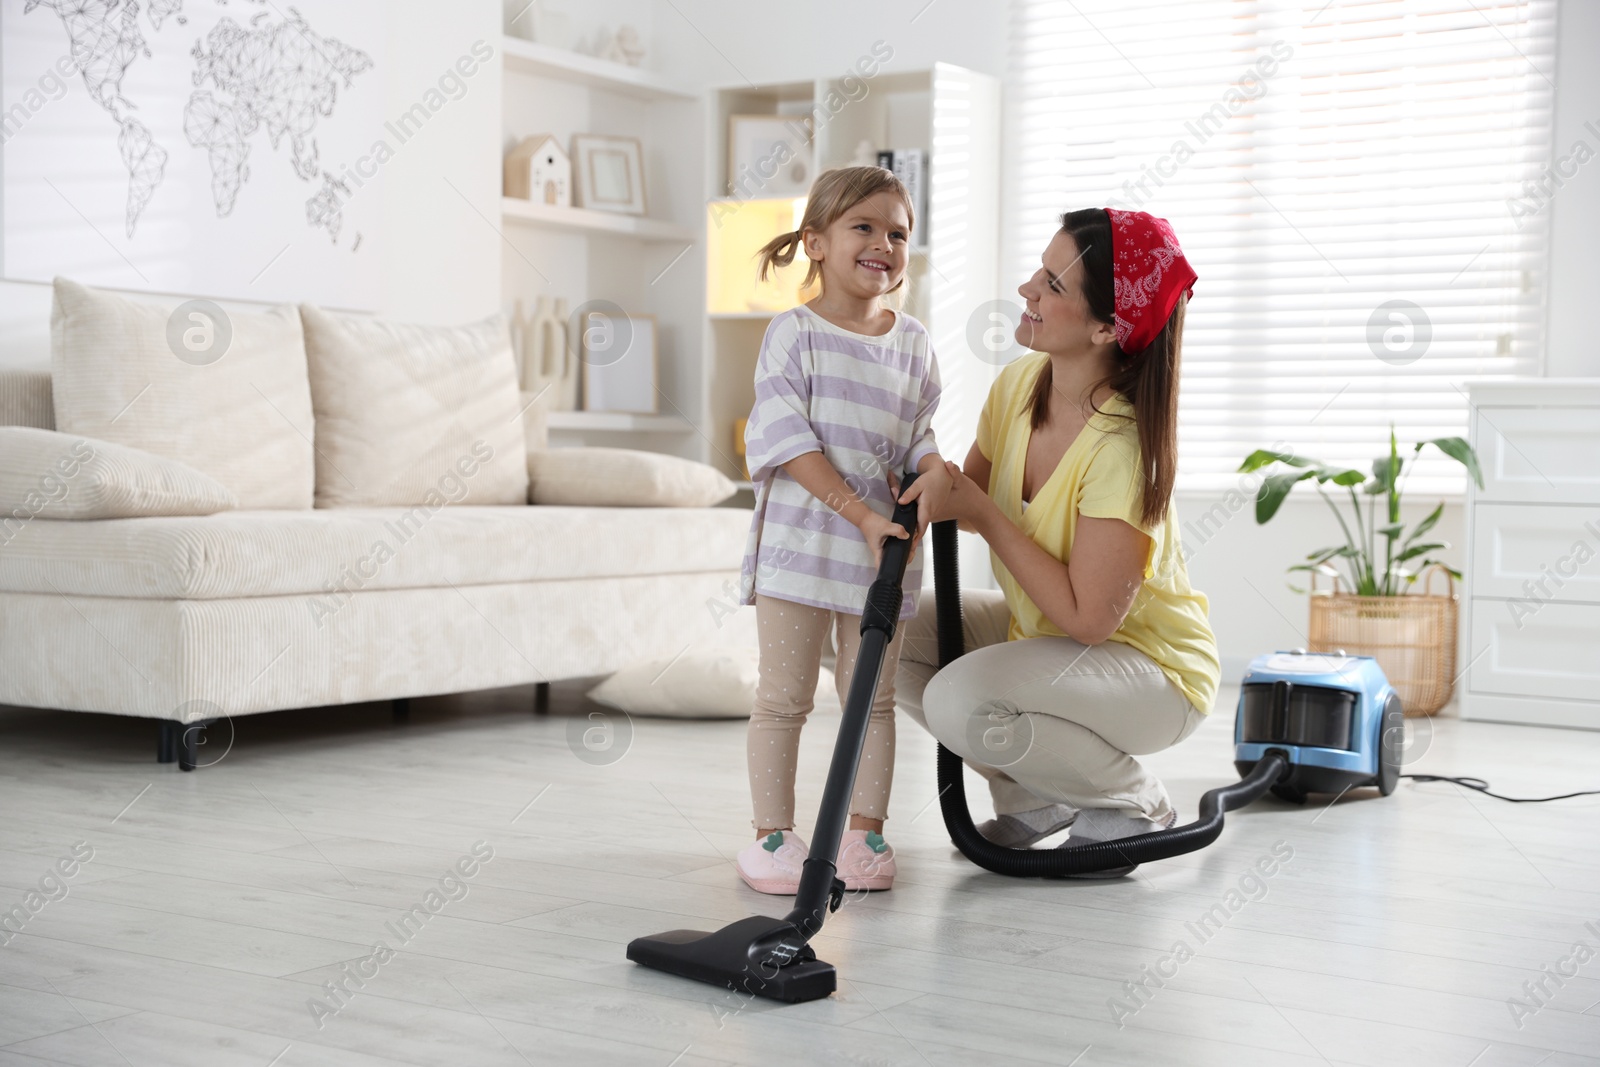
1233, 649, 1406, 803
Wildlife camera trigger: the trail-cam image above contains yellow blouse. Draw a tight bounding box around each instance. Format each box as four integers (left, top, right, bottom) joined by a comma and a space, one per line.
975, 352, 1220, 714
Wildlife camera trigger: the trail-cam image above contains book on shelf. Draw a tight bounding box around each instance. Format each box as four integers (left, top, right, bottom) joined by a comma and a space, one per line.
876, 149, 927, 237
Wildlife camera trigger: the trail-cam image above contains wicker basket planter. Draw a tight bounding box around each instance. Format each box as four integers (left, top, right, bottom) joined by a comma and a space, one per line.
1308, 564, 1458, 717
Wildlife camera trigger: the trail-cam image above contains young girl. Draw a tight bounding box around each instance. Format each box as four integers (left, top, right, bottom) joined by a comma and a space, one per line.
736, 166, 952, 895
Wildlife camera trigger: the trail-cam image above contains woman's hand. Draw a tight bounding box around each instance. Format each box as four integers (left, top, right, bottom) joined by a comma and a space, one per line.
936, 460, 997, 534
892, 462, 954, 552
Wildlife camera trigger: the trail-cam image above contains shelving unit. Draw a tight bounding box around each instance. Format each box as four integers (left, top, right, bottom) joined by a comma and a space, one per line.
500, 36, 696, 100
498, 34, 705, 455
501, 197, 698, 242
1461, 379, 1600, 729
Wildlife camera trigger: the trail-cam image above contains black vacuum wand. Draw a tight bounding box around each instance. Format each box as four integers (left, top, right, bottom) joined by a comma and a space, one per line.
626, 470, 925, 1003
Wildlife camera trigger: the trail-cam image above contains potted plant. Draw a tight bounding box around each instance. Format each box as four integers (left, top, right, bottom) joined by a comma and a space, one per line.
1238, 428, 1484, 716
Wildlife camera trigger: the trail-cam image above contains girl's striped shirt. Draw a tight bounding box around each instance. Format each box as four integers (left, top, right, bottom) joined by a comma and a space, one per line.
739, 304, 941, 619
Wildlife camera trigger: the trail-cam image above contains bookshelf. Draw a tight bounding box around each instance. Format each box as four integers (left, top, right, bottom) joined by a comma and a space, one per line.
498, 35, 703, 455
699, 64, 1002, 549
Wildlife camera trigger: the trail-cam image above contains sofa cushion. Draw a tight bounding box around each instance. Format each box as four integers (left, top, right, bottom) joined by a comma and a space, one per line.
587, 646, 830, 719
49, 278, 315, 509
300, 306, 528, 509
0, 369, 53, 429
528, 447, 736, 507
0, 505, 752, 600
0, 428, 236, 521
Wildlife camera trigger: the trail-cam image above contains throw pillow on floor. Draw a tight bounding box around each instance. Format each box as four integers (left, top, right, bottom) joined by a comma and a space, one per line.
587, 645, 836, 719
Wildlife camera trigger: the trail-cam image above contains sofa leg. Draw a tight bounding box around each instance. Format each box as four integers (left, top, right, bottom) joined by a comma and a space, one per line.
177, 720, 209, 772
534, 682, 549, 714
157, 720, 179, 764
392, 697, 411, 723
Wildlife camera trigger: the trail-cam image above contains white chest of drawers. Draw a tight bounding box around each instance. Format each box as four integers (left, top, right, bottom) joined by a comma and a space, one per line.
1462, 379, 1600, 730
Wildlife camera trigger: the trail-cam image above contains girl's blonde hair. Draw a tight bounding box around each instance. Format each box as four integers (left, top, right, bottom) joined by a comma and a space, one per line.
754, 166, 916, 295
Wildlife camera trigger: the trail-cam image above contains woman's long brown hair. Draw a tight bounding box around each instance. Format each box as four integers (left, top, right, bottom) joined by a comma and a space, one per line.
1024, 207, 1184, 530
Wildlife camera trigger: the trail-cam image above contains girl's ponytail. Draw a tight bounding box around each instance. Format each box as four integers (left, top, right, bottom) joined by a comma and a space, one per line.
756, 229, 803, 282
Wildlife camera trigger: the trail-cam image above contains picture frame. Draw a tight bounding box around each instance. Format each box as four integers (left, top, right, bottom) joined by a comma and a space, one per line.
580, 310, 658, 414
727, 114, 814, 198
571, 134, 647, 215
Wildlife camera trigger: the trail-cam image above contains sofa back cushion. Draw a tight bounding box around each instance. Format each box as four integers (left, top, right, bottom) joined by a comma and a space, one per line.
300, 306, 528, 508
49, 278, 315, 509
0, 370, 54, 430
528, 447, 736, 507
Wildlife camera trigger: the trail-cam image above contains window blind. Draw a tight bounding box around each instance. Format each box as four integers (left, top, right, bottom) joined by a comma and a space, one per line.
1004, 0, 1558, 494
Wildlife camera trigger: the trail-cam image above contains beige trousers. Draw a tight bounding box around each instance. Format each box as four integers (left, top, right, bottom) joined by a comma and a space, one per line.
748, 593, 907, 831
895, 588, 1205, 823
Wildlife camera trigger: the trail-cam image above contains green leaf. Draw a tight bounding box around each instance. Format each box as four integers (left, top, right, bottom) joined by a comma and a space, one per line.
1317, 466, 1368, 487
1368, 455, 1401, 495
1377, 522, 1405, 540
1403, 502, 1444, 546
1406, 559, 1461, 587
1423, 436, 1485, 489
1394, 541, 1447, 563
1239, 448, 1313, 473
1255, 469, 1316, 523
1387, 427, 1402, 525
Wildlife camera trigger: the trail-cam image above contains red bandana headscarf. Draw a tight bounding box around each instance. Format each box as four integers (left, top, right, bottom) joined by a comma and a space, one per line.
1105, 208, 1196, 356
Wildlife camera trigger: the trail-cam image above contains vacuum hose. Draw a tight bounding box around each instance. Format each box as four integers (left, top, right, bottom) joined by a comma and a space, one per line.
928, 519, 1289, 876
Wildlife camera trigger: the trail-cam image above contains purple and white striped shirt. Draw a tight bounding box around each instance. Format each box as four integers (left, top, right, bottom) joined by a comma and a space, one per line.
738, 304, 941, 619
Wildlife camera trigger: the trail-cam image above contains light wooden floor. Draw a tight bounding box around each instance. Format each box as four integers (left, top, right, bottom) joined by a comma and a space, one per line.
1, 681, 1598, 1067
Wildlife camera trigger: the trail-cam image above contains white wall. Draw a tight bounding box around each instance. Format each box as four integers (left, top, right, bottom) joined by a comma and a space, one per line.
378, 0, 502, 328
647, 1, 1007, 89
0, 0, 501, 371
1543, 0, 1600, 378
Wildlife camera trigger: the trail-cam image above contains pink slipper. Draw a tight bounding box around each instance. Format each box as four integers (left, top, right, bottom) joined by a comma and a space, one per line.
837, 829, 896, 891
736, 830, 810, 895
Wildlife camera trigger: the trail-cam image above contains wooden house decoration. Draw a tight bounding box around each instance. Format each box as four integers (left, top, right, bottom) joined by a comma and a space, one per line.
504, 134, 571, 207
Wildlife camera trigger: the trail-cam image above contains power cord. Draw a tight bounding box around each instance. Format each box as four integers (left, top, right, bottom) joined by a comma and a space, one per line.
1399, 774, 1600, 803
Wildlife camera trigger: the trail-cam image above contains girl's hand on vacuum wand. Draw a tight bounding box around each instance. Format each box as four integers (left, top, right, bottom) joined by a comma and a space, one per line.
856, 509, 911, 570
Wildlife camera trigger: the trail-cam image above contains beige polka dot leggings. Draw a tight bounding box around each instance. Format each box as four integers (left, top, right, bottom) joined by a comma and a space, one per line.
749, 593, 907, 832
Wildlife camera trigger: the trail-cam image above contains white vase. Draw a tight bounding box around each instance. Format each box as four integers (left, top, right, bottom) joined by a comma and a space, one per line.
552, 298, 577, 411
525, 297, 575, 411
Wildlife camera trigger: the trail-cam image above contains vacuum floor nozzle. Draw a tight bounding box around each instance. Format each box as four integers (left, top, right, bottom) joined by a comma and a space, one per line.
625, 915, 837, 1003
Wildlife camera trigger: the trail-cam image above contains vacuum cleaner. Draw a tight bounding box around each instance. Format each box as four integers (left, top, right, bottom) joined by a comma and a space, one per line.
627, 469, 1403, 1001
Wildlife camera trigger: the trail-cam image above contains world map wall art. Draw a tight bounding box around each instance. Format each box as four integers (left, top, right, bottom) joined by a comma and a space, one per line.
1, 0, 384, 308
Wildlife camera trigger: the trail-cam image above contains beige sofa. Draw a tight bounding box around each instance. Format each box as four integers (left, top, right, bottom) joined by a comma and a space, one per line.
0, 283, 752, 769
